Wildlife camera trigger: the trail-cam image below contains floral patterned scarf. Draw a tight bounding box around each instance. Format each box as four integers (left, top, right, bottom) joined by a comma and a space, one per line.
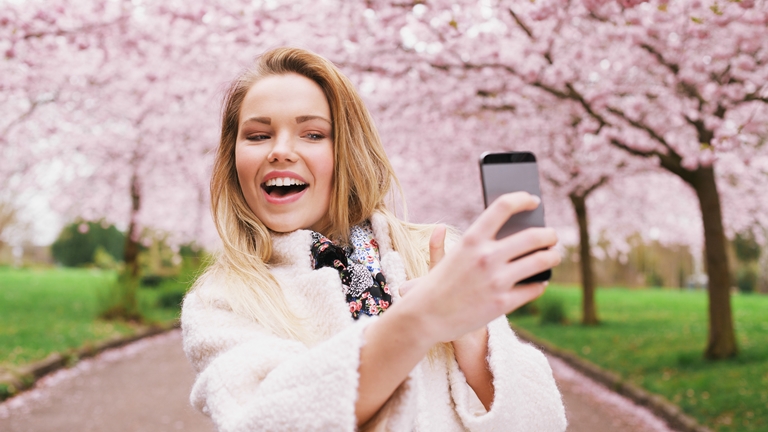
309, 221, 392, 320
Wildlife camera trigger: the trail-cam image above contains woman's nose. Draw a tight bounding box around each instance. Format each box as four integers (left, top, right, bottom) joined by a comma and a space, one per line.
267, 134, 297, 163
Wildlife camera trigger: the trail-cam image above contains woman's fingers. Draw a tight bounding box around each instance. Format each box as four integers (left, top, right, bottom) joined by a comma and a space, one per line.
429, 225, 446, 270
500, 249, 562, 288
496, 227, 558, 263
398, 278, 420, 297
405, 195, 559, 342
503, 282, 547, 312
463, 192, 540, 242
401, 225, 446, 297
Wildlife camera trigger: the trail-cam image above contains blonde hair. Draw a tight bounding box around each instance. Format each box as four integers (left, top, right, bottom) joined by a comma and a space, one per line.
196, 47, 445, 342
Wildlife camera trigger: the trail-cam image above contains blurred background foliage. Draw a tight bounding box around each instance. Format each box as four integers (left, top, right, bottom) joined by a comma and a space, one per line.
51, 220, 125, 268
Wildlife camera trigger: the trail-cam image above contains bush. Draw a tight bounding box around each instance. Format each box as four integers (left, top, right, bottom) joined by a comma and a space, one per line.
733, 232, 761, 263
98, 271, 141, 322
51, 220, 125, 267
179, 242, 203, 258
736, 267, 757, 293
510, 301, 539, 316
93, 246, 121, 270
149, 273, 194, 310
646, 268, 664, 288
157, 286, 187, 309
540, 296, 568, 325
0, 383, 15, 400
140, 274, 167, 288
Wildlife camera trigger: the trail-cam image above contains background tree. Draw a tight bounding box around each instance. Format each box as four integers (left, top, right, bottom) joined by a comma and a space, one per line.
536, 121, 635, 326
3, 0, 767, 354
363, 0, 768, 359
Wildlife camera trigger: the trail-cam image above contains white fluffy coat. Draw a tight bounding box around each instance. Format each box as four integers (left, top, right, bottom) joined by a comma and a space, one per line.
181, 213, 567, 431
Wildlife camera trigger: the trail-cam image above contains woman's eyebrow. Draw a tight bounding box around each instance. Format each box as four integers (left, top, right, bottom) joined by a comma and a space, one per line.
241, 116, 271, 126
296, 115, 331, 124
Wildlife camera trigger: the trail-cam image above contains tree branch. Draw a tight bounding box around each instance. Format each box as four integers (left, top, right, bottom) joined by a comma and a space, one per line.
0, 94, 55, 140
683, 115, 714, 145
742, 91, 768, 105
478, 104, 516, 113
21, 16, 130, 40
639, 43, 679, 75
609, 137, 693, 183
640, 43, 709, 109
583, 175, 610, 197
606, 106, 677, 151
508, 8, 534, 40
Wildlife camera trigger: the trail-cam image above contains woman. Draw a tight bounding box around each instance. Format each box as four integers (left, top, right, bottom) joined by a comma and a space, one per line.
181, 47, 567, 431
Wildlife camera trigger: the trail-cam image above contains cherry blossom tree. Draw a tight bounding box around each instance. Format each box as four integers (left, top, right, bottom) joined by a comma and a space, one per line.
528, 112, 648, 325
1, 0, 112, 255
1, 0, 383, 316
3, 0, 767, 359
2, 0, 228, 315
362, 0, 768, 358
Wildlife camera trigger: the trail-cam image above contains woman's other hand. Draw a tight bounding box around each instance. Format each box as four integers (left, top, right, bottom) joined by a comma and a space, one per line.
399, 192, 559, 345
399, 224, 445, 297
356, 193, 558, 425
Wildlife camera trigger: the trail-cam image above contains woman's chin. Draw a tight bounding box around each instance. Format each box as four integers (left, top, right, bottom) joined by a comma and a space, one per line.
264, 221, 304, 233
255, 207, 331, 235
261, 216, 315, 234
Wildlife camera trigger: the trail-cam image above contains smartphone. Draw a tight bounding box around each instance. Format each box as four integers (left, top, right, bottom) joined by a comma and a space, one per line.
479, 151, 552, 284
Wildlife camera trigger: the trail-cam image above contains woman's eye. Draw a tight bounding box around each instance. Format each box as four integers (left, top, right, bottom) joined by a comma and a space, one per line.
246, 134, 270, 142
305, 133, 325, 141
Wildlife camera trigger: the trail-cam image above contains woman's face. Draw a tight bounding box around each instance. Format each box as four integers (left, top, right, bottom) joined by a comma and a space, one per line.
236, 73, 334, 234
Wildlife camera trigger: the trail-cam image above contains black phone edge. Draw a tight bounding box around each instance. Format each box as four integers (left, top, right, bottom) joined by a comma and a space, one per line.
480, 151, 537, 165
517, 269, 552, 285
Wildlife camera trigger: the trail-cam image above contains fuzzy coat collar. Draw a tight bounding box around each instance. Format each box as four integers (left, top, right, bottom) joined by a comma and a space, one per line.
268, 212, 397, 269
264, 212, 407, 343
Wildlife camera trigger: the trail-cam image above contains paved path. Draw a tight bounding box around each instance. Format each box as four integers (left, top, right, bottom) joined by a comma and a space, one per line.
550, 355, 674, 432
0, 330, 676, 432
0, 331, 214, 432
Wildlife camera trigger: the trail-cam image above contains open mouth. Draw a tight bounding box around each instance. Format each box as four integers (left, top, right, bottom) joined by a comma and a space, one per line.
261, 177, 309, 198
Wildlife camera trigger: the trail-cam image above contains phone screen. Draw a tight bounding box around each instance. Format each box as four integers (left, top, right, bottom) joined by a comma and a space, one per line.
480, 154, 545, 240
480, 151, 551, 283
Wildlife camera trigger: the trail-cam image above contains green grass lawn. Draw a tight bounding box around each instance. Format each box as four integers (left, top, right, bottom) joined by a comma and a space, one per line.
0, 267, 182, 369
509, 285, 768, 432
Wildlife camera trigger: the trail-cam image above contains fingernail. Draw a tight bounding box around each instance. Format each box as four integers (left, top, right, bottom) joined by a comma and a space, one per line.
531, 195, 541, 205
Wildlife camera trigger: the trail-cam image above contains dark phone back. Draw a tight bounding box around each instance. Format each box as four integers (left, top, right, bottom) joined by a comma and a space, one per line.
480, 152, 545, 239
480, 151, 551, 284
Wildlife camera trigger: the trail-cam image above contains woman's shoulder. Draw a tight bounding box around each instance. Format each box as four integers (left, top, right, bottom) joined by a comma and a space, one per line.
182, 271, 229, 313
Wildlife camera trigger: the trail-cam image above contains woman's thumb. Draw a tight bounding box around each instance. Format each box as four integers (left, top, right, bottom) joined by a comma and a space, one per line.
429, 224, 446, 270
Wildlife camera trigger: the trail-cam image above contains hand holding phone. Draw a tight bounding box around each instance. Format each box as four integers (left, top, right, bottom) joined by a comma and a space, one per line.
480, 151, 552, 284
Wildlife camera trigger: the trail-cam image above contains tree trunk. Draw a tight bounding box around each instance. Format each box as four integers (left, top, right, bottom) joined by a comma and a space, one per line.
690, 166, 737, 359
124, 174, 141, 281
115, 174, 142, 320
570, 193, 599, 325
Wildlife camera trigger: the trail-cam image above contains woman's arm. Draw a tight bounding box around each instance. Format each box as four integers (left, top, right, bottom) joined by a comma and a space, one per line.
182, 285, 369, 432
394, 223, 544, 414
452, 327, 494, 411
432, 225, 495, 411
354, 192, 559, 426
450, 315, 568, 431
355, 298, 435, 425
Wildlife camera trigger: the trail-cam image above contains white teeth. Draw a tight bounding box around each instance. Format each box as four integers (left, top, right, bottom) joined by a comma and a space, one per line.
264, 177, 306, 187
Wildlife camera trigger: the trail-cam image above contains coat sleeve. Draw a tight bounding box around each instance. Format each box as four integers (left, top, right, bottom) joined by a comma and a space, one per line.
447, 316, 567, 432
181, 285, 381, 432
